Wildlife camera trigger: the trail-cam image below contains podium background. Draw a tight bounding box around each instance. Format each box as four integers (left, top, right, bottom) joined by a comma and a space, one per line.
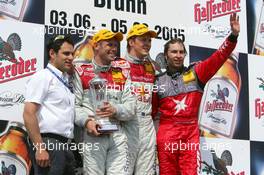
1, 0, 264, 174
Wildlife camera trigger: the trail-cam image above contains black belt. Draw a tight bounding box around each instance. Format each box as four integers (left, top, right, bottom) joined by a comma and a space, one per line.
41, 133, 72, 144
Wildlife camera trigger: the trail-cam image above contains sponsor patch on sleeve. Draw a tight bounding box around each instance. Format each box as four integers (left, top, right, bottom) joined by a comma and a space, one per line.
74, 65, 84, 76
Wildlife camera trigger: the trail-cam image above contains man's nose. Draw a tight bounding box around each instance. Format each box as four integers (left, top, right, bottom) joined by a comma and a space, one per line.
69, 53, 74, 60
176, 51, 184, 58
111, 46, 118, 52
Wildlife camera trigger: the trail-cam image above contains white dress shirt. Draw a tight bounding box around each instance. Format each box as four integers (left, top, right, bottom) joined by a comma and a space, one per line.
25, 63, 75, 138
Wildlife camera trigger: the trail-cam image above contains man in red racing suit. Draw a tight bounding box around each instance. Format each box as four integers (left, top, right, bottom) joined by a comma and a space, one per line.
152, 13, 240, 175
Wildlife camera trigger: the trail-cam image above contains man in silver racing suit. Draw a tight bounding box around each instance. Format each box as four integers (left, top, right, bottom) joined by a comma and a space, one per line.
72, 29, 136, 175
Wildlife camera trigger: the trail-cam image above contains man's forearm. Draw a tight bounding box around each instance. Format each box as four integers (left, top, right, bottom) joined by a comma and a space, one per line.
23, 103, 44, 150
25, 117, 42, 142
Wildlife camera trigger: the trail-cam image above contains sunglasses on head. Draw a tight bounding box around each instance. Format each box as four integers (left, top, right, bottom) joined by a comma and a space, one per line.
53, 35, 65, 42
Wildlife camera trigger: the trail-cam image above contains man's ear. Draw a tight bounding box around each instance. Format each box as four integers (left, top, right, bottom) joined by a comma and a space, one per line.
164, 55, 168, 63
128, 39, 134, 47
49, 49, 56, 61
93, 42, 100, 51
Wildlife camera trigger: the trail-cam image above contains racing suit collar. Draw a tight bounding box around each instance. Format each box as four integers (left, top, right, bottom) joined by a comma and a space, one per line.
167, 66, 186, 79
92, 59, 111, 72
125, 52, 147, 64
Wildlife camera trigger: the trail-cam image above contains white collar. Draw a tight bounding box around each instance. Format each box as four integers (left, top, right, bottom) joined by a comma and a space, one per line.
47, 63, 69, 80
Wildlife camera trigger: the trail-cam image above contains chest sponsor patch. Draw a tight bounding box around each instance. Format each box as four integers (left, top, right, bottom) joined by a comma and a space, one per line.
183, 70, 195, 83
112, 68, 126, 83
144, 62, 154, 75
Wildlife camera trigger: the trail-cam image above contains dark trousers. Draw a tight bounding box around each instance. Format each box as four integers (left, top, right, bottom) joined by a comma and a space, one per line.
29, 137, 76, 175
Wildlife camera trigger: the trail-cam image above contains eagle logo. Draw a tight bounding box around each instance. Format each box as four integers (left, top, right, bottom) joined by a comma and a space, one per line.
0, 33, 21, 65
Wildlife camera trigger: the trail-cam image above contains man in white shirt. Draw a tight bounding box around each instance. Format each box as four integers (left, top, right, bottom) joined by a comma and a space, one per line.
23, 35, 75, 175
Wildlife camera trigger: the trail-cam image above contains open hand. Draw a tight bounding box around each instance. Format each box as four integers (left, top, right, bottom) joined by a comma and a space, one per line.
230, 13, 240, 36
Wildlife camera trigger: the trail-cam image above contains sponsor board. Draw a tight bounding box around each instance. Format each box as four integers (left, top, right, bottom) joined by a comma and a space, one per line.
248, 54, 264, 142
0, 20, 44, 122
200, 137, 250, 175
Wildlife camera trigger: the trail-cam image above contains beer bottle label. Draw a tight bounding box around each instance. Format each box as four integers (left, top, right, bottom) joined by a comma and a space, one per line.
255, 3, 264, 50
199, 76, 238, 137
0, 0, 27, 20
0, 151, 28, 175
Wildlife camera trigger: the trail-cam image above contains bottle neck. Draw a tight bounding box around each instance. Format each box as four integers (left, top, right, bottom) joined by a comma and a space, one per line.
227, 57, 238, 68
9, 126, 27, 137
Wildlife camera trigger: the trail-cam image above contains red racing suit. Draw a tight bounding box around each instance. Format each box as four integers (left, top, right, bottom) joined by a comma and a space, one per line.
152, 34, 237, 175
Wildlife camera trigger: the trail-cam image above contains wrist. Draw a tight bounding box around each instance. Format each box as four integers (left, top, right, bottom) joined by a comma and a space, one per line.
113, 106, 117, 116
228, 33, 238, 42
84, 118, 95, 128
34, 142, 46, 152
231, 31, 239, 36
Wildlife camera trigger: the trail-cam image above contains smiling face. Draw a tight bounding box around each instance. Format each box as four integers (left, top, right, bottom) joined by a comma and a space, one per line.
94, 38, 119, 65
128, 33, 152, 59
165, 42, 186, 71
49, 41, 74, 73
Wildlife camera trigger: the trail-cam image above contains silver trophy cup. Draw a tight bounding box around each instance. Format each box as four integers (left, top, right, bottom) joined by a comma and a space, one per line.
89, 75, 118, 132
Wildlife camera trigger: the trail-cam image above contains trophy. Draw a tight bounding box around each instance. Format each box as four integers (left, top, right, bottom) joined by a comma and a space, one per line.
89, 75, 118, 133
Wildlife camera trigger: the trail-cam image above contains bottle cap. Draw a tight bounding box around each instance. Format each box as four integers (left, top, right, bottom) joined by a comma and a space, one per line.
8, 121, 27, 135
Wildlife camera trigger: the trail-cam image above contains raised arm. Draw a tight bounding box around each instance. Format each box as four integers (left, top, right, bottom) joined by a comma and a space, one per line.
194, 13, 240, 84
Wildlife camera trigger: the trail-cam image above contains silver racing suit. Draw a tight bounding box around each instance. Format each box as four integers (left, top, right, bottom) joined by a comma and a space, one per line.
72, 58, 137, 175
